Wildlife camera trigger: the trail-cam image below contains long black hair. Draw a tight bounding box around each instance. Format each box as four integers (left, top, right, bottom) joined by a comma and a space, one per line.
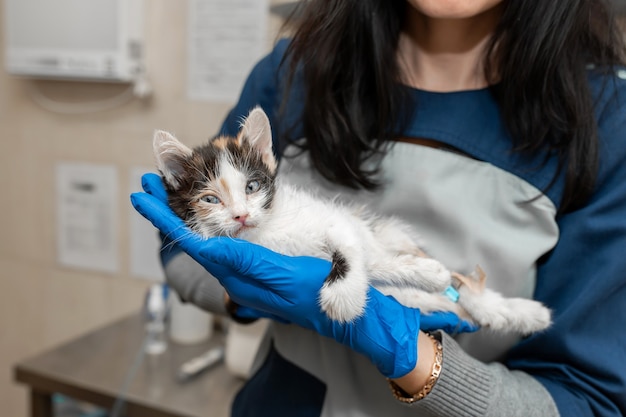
281, 0, 626, 213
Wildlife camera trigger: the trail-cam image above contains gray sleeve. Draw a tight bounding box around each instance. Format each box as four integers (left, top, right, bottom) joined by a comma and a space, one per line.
164, 252, 228, 315
412, 332, 560, 417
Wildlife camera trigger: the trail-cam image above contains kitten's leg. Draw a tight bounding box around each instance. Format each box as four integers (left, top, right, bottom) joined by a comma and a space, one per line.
378, 281, 551, 335
455, 270, 552, 335
368, 217, 428, 257
451, 268, 486, 293
368, 255, 452, 293
376, 285, 467, 318
367, 217, 451, 292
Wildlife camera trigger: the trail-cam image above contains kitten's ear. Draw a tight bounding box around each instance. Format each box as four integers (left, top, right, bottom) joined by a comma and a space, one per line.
240, 107, 277, 172
153, 130, 193, 190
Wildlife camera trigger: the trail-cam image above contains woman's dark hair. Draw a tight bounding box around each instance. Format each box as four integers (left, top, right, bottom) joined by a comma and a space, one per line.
281, 0, 626, 213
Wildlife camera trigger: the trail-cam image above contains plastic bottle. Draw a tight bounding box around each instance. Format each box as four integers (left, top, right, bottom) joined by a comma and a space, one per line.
144, 284, 168, 355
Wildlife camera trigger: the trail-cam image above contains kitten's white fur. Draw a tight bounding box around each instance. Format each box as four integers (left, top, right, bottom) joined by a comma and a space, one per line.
154, 107, 552, 334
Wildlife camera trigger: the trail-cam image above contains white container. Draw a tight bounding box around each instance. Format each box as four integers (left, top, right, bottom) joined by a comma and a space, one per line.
169, 293, 213, 345
225, 319, 269, 379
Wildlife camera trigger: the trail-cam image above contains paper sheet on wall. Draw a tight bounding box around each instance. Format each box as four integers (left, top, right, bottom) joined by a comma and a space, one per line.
129, 167, 165, 281
56, 162, 119, 273
187, 0, 268, 103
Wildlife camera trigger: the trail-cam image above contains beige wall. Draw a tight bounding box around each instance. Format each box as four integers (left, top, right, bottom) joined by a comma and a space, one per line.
0, 1, 287, 415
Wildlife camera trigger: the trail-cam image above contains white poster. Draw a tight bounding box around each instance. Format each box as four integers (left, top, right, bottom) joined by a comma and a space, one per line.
187, 0, 268, 102
56, 162, 118, 273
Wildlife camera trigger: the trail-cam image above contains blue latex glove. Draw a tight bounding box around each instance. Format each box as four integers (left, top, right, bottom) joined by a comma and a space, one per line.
132, 173, 476, 378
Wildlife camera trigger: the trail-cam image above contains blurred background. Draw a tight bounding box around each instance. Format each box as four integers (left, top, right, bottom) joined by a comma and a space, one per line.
0, 1, 292, 415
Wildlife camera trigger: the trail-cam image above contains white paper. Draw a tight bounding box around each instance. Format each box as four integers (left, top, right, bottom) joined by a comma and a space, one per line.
129, 167, 165, 281
56, 162, 118, 273
187, 0, 268, 102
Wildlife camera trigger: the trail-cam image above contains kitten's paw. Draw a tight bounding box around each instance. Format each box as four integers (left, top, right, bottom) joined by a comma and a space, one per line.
468, 295, 552, 335
319, 278, 367, 324
503, 299, 552, 335
410, 257, 452, 292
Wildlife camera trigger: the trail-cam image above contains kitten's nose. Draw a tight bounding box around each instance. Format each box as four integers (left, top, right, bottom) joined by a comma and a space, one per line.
233, 214, 248, 225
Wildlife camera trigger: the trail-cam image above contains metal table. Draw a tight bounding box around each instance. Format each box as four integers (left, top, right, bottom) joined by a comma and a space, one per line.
14, 313, 244, 417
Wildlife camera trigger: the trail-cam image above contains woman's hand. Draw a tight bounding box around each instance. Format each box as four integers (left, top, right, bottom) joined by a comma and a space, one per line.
131, 173, 476, 378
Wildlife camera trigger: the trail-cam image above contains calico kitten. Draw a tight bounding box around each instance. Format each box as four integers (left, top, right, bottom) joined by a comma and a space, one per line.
153, 107, 551, 334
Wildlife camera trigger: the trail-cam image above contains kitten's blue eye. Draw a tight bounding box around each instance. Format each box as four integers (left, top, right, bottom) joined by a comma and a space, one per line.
246, 180, 260, 194
201, 195, 220, 204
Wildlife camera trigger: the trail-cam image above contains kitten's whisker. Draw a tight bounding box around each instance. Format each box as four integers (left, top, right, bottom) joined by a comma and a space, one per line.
160, 223, 208, 254
162, 233, 190, 252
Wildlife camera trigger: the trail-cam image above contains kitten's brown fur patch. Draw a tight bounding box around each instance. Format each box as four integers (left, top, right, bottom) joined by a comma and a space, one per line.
219, 178, 230, 195
211, 136, 231, 150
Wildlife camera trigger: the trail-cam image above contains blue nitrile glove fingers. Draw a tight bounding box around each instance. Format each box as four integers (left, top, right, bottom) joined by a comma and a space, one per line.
199, 238, 332, 319
131, 190, 205, 259
421, 311, 480, 334
233, 305, 290, 324
141, 173, 169, 202
347, 287, 420, 378
133, 174, 254, 281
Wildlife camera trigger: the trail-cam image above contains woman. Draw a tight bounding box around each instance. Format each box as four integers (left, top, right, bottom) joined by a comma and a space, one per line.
132, 0, 626, 415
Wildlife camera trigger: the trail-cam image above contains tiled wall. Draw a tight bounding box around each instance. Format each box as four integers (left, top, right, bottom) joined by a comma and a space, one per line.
0, 1, 287, 415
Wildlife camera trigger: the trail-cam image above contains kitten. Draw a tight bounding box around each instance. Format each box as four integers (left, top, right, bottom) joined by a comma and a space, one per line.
153, 107, 551, 334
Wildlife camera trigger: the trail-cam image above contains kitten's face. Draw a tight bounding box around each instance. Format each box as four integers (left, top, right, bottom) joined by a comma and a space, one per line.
153, 107, 277, 238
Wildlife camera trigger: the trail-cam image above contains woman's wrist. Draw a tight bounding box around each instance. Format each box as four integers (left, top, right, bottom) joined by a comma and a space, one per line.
388, 331, 441, 402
